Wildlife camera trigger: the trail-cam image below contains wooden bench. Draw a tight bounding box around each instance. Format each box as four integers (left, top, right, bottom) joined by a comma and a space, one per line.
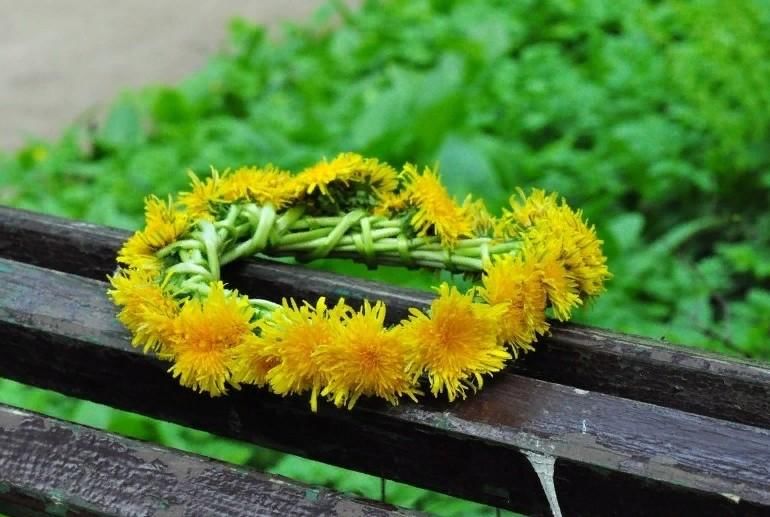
1, 206, 770, 516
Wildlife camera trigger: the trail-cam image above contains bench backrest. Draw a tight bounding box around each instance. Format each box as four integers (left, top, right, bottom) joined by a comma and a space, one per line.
2, 206, 770, 516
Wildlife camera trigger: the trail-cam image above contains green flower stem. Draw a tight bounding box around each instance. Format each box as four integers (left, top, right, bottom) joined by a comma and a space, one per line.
220, 204, 241, 228
276, 227, 336, 247
287, 215, 401, 230
250, 298, 282, 311
250, 203, 278, 251
161, 203, 526, 301
307, 209, 366, 260
179, 275, 208, 291
315, 250, 484, 271
271, 206, 306, 238
317, 251, 448, 270
199, 220, 221, 280
180, 279, 210, 296
273, 227, 402, 252
220, 204, 277, 265
156, 239, 204, 258
333, 238, 519, 256
412, 251, 482, 270
164, 262, 212, 280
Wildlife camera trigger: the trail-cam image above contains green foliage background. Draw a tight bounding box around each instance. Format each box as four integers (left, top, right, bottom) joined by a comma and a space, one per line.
2, 0, 770, 513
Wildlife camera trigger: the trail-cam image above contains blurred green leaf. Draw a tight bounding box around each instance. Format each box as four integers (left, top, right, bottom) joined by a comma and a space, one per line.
438, 134, 504, 207
97, 97, 144, 150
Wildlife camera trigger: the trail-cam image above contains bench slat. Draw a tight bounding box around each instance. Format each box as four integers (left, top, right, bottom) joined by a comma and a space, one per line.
0, 404, 413, 517
1, 205, 769, 429
1, 258, 769, 516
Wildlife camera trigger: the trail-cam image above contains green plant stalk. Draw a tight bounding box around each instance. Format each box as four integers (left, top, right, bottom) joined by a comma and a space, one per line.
159, 202, 525, 301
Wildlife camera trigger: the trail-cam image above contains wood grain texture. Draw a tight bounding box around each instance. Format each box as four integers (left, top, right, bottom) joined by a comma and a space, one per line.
2, 205, 770, 429
1, 258, 769, 516
0, 404, 414, 517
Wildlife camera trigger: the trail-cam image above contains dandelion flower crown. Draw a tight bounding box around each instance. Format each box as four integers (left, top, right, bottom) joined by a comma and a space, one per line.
109, 153, 610, 411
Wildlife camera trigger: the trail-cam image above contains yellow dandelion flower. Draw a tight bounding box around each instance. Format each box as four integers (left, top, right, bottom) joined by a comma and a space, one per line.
296, 153, 360, 196
168, 282, 256, 397
495, 188, 610, 298
229, 333, 279, 388
143, 195, 190, 248
523, 238, 582, 321
116, 232, 164, 273
510, 188, 560, 227
373, 190, 409, 216
400, 284, 510, 402
495, 188, 559, 239
353, 156, 400, 195
220, 165, 299, 207
461, 195, 495, 236
118, 196, 190, 271
179, 169, 223, 220
547, 207, 611, 297
478, 254, 549, 354
247, 297, 350, 412
403, 164, 473, 246
108, 268, 180, 354
519, 200, 611, 298
315, 300, 419, 409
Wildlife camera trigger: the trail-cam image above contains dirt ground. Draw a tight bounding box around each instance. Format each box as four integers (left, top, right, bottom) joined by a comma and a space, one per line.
0, 0, 332, 150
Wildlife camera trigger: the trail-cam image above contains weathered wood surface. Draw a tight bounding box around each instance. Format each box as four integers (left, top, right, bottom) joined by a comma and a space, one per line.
1, 258, 769, 516
2, 205, 770, 429
0, 404, 413, 517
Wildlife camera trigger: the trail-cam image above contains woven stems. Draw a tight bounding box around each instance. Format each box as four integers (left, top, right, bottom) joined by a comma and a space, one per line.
109, 157, 612, 409
160, 203, 523, 289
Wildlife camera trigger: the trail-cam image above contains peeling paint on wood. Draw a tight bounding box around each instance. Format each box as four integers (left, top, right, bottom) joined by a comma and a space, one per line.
0, 404, 416, 516
524, 452, 561, 517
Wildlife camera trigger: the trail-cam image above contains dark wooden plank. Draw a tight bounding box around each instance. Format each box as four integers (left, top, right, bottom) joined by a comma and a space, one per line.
1, 259, 769, 516
2, 205, 770, 429
0, 404, 415, 517
0, 206, 127, 280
